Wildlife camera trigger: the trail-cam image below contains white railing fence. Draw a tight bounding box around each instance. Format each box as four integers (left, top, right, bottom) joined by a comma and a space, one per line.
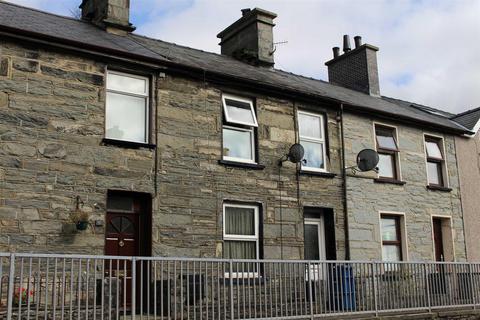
0, 253, 479, 319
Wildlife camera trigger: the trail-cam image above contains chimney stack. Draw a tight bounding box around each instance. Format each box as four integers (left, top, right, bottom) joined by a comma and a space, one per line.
80, 0, 135, 35
325, 35, 380, 97
217, 8, 277, 67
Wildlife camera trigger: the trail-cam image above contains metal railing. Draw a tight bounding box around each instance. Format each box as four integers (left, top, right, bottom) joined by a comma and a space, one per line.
0, 253, 479, 319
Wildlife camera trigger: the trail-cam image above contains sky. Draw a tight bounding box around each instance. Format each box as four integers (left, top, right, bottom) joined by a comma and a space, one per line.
6, 0, 480, 114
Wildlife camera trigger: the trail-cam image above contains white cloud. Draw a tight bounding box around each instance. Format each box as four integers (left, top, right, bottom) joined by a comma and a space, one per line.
6, 0, 480, 113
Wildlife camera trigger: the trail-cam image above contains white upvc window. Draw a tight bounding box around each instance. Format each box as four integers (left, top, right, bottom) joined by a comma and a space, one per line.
222, 94, 258, 127
222, 94, 257, 163
105, 71, 149, 143
223, 203, 259, 277
298, 111, 327, 172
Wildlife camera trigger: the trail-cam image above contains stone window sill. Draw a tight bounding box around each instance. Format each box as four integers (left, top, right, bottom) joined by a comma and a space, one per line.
299, 170, 337, 178
427, 185, 452, 192
373, 178, 406, 185
102, 138, 156, 150
218, 160, 265, 170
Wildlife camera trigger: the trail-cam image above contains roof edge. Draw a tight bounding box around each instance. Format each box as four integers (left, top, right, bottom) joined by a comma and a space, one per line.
0, 25, 471, 136
451, 106, 480, 120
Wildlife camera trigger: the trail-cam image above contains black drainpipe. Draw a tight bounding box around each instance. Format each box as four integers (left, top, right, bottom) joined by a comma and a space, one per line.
339, 103, 350, 260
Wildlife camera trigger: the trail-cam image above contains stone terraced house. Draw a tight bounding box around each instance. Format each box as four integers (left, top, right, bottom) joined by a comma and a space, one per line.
0, 0, 474, 265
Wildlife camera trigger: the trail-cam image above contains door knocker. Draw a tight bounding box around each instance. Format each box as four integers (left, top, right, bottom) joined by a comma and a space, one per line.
119, 240, 125, 247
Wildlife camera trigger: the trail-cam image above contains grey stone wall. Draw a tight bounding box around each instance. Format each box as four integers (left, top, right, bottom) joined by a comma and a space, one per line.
0, 40, 155, 254
0, 40, 345, 259
155, 75, 345, 259
343, 113, 466, 261
0, 38, 467, 262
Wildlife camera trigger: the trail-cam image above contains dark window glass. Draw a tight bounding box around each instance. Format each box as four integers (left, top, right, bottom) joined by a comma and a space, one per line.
107, 216, 134, 234
304, 224, 320, 260
107, 195, 134, 212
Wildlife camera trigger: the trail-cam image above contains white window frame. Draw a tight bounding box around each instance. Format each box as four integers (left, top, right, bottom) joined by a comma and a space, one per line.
222, 125, 256, 164
222, 93, 258, 127
373, 122, 402, 180
298, 110, 327, 173
221, 93, 257, 164
223, 203, 260, 278
105, 70, 150, 143
304, 217, 327, 280
423, 133, 449, 188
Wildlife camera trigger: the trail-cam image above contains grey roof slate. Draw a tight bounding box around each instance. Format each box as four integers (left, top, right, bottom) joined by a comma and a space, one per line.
382, 97, 456, 118
450, 107, 480, 131
0, 1, 470, 134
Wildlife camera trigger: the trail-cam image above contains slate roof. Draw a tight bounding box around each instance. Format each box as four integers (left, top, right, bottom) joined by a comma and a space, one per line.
0, 1, 470, 134
450, 107, 480, 131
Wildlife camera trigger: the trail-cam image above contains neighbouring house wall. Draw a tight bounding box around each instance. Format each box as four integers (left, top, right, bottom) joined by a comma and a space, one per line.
0, 40, 346, 259
153, 74, 346, 259
455, 134, 480, 262
0, 41, 156, 254
343, 113, 466, 261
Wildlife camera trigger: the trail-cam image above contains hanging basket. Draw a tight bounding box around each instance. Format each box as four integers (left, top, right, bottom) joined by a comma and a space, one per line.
76, 221, 89, 231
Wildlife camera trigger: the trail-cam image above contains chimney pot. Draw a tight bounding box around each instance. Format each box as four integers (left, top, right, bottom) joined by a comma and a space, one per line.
241, 8, 251, 16
354, 36, 362, 49
332, 47, 340, 58
343, 35, 351, 53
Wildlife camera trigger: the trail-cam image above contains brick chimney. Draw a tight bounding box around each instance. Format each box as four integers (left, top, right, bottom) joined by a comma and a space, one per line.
80, 0, 135, 35
325, 35, 380, 96
217, 8, 277, 67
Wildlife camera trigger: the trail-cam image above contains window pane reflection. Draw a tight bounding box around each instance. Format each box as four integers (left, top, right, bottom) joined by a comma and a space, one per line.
427, 162, 441, 185
299, 113, 322, 139
107, 73, 147, 95
223, 128, 253, 161
382, 245, 401, 262
301, 140, 324, 169
426, 141, 442, 159
378, 153, 395, 178
106, 92, 147, 143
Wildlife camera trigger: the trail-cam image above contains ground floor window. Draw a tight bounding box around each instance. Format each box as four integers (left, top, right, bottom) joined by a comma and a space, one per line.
223, 203, 260, 276
380, 214, 403, 262
223, 203, 259, 259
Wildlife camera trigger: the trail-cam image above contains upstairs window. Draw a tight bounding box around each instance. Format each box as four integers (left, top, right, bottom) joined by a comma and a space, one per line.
375, 125, 400, 180
298, 111, 327, 172
222, 94, 257, 163
425, 136, 446, 187
105, 71, 149, 143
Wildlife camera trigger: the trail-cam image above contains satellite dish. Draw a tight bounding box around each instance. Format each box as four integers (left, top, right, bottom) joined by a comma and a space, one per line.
356, 149, 379, 172
287, 143, 305, 163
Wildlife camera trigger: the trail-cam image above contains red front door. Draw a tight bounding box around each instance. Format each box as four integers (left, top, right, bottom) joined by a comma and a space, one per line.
106, 213, 139, 256
104, 192, 151, 310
